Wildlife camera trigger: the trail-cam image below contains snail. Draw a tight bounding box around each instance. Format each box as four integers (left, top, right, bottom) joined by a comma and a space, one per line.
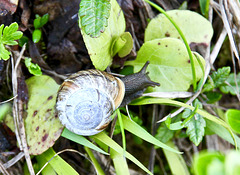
56, 61, 160, 136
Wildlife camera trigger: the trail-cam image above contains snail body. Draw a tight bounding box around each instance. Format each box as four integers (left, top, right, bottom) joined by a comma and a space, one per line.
56, 61, 159, 136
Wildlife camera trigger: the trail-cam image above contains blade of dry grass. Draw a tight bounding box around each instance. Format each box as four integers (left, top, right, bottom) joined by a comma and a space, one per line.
11, 44, 35, 175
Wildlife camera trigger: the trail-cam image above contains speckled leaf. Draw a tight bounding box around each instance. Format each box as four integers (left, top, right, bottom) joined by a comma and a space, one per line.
79, 0, 111, 38
125, 38, 205, 92
145, 10, 213, 46
25, 75, 63, 155
79, 0, 125, 70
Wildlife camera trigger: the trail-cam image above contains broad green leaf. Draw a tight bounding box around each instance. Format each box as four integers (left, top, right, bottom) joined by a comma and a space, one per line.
203, 66, 231, 92
220, 73, 240, 95
125, 38, 205, 92
225, 151, 240, 175
199, 0, 210, 17
25, 75, 63, 155
92, 132, 153, 175
61, 128, 109, 155
121, 114, 181, 154
226, 109, 240, 134
32, 29, 42, 43
144, 10, 213, 46
37, 148, 78, 175
25, 57, 42, 76
79, 0, 110, 38
79, 0, 125, 70
163, 141, 190, 175
193, 151, 225, 175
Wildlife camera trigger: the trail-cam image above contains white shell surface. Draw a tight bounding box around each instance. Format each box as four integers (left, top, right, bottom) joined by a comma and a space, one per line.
56, 70, 125, 136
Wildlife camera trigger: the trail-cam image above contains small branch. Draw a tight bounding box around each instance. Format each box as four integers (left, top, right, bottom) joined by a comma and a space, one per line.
3, 152, 24, 169
11, 44, 35, 175
0, 160, 10, 175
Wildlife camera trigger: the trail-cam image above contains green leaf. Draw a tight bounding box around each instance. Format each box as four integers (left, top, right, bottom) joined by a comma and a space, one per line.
125, 38, 205, 92
205, 91, 222, 104
36, 148, 78, 175
32, 29, 42, 43
92, 132, 154, 175
19, 36, 29, 47
144, 10, 213, 46
25, 57, 42, 76
110, 149, 130, 175
182, 100, 206, 146
79, 0, 111, 38
226, 109, 240, 134
0, 43, 10, 60
205, 119, 240, 148
79, 0, 125, 70
220, 73, 240, 95
84, 147, 105, 175
40, 14, 49, 27
121, 114, 181, 154
0, 22, 22, 60
155, 123, 175, 143
0, 103, 11, 122
2, 22, 23, 45
203, 66, 231, 92
111, 32, 133, 57
199, 0, 210, 17
25, 75, 63, 155
225, 151, 240, 175
193, 151, 225, 175
131, 97, 237, 148
34, 15, 41, 29
163, 141, 190, 175
36, 154, 56, 175
61, 128, 109, 155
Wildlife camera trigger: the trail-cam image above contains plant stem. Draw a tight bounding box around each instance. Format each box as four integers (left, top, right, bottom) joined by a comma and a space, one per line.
144, 0, 197, 90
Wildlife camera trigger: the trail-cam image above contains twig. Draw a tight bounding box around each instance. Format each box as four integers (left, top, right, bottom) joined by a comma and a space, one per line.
220, 0, 240, 64
3, 152, 24, 169
0, 159, 10, 175
0, 95, 18, 104
11, 44, 35, 175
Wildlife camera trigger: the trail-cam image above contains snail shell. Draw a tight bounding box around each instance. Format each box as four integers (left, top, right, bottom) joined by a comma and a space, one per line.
56, 70, 125, 136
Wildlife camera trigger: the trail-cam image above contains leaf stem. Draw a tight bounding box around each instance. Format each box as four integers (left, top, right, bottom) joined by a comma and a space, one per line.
144, 0, 197, 90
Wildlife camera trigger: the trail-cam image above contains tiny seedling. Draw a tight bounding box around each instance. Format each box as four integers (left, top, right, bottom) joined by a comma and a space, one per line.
24, 57, 42, 76
0, 22, 23, 60
32, 13, 49, 43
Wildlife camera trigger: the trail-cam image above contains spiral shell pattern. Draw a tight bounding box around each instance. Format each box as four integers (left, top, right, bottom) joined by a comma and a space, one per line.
56, 70, 125, 136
